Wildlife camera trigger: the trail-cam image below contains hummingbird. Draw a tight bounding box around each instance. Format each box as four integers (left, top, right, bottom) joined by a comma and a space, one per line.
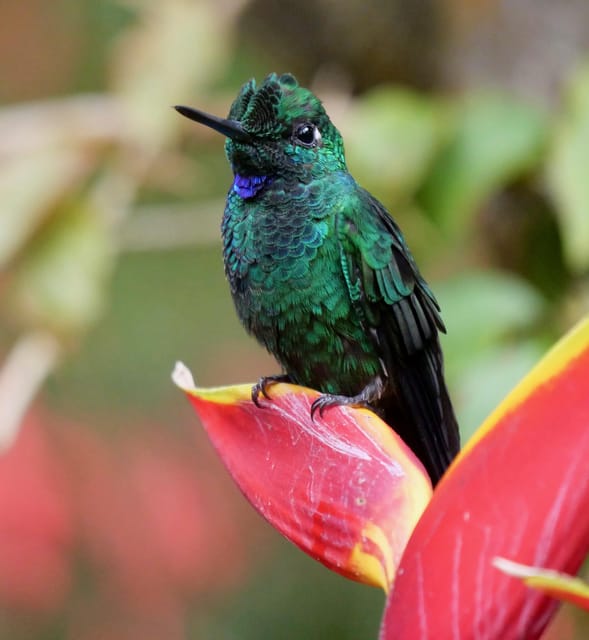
176, 73, 460, 485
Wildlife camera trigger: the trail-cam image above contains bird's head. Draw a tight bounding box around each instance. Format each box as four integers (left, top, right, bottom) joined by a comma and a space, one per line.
175, 73, 346, 184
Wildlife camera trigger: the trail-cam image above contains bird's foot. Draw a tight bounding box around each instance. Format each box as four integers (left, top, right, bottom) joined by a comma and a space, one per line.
310, 377, 385, 420
251, 374, 292, 407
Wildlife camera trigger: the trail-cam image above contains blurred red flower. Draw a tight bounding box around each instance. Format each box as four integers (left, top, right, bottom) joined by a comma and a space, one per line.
0, 409, 251, 638
0, 414, 74, 611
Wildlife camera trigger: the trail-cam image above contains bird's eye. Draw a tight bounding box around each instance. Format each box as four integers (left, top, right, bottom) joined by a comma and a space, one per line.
294, 123, 320, 147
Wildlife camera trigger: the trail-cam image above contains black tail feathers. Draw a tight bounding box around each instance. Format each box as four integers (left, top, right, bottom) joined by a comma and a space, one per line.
381, 346, 460, 486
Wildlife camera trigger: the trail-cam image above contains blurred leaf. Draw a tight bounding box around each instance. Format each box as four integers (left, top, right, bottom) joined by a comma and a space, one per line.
0, 95, 125, 159
381, 316, 589, 639
419, 94, 547, 235
477, 183, 571, 302
344, 88, 443, 203
547, 61, 589, 273
437, 270, 546, 379
454, 340, 545, 441
437, 271, 547, 439
0, 150, 90, 268
10, 200, 113, 338
494, 558, 589, 613
111, 0, 242, 150
173, 366, 432, 591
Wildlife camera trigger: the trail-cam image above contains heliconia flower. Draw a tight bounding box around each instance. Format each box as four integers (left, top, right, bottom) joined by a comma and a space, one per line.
172, 364, 432, 590
174, 314, 589, 639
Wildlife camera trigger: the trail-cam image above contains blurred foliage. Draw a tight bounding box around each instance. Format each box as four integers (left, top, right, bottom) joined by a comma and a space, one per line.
0, 0, 588, 638
418, 94, 547, 236
547, 61, 589, 273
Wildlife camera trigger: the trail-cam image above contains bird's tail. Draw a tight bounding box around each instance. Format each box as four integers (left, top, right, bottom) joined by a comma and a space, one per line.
382, 344, 460, 486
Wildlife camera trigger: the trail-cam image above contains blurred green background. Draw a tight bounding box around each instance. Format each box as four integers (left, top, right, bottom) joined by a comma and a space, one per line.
1, 0, 588, 638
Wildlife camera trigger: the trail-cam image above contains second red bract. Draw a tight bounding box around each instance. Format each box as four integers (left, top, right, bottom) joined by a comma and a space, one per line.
380, 317, 589, 639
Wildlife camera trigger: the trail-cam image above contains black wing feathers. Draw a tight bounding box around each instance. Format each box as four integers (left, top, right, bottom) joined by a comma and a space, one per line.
343, 192, 460, 485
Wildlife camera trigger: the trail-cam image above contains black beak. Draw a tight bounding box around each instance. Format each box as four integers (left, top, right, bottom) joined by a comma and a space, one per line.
174, 105, 253, 143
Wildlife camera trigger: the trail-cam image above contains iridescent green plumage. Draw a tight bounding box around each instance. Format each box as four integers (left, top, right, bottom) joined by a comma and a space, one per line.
176, 73, 460, 484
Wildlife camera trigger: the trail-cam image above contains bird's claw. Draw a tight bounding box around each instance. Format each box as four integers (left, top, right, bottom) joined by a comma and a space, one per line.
310, 378, 384, 421
310, 393, 371, 421
251, 374, 291, 408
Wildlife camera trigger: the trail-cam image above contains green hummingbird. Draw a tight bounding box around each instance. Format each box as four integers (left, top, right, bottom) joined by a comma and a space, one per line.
176, 73, 460, 485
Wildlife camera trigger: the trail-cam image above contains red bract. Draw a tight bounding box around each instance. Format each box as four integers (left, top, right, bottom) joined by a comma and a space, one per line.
173, 365, 432, 590
381, 316, 589, 639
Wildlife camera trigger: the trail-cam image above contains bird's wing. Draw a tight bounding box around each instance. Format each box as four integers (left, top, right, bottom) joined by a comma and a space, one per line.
337, 190, 460, 484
